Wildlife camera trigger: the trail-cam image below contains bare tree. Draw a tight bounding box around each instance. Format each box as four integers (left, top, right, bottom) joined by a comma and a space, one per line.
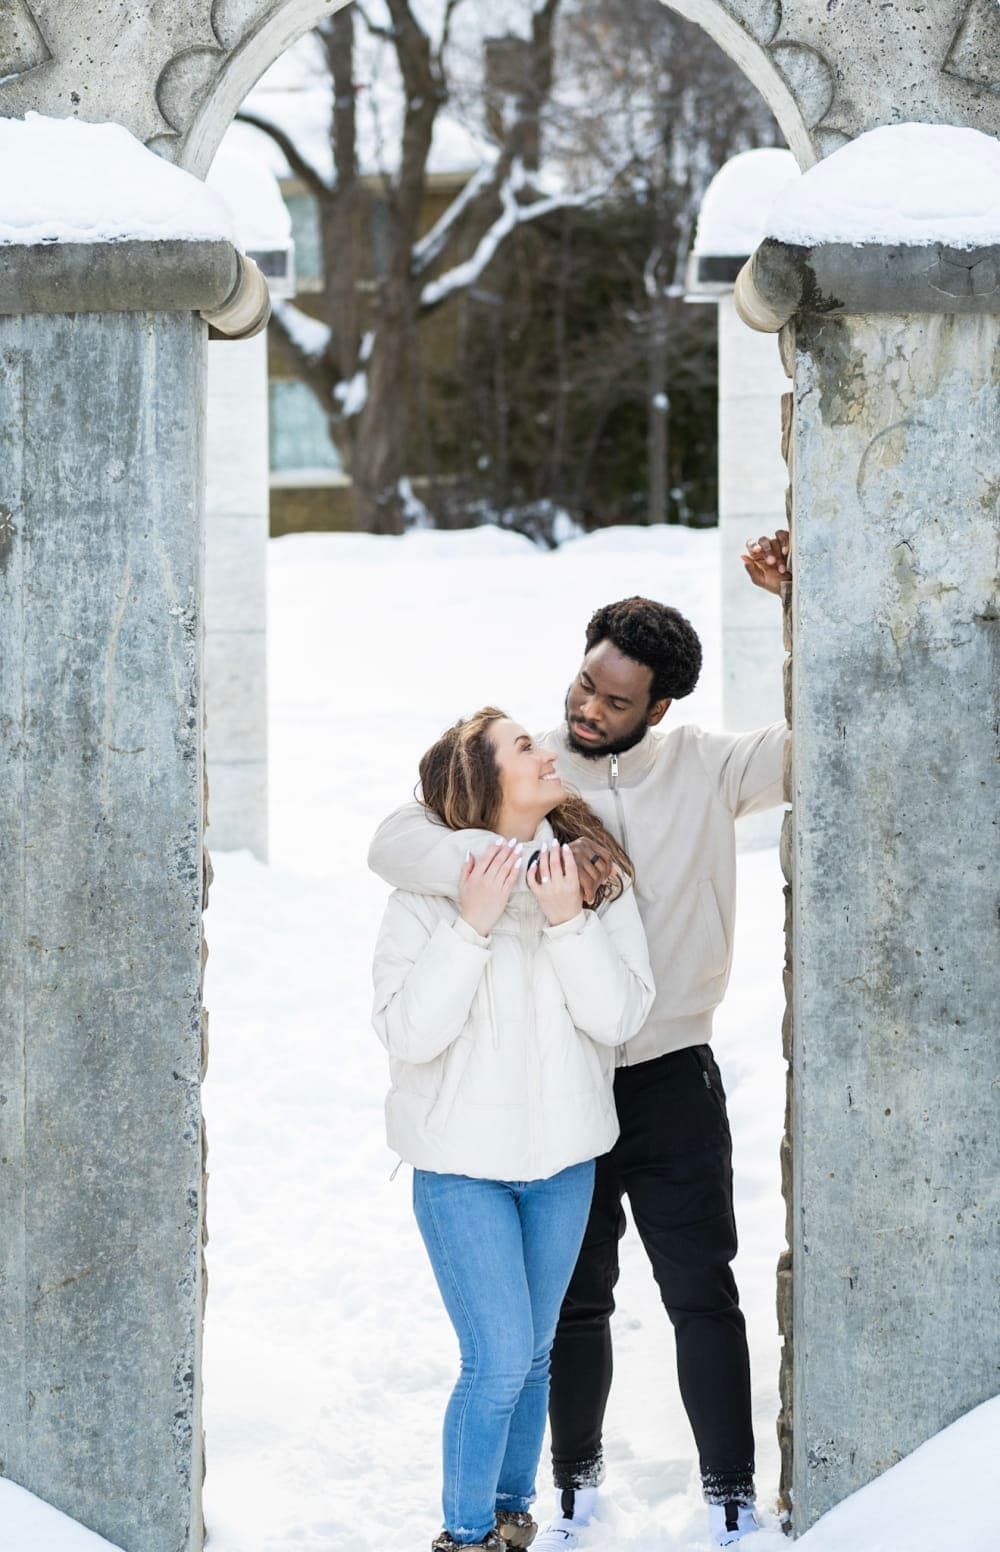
240, 0, 615, 534
434, 0, 782, 533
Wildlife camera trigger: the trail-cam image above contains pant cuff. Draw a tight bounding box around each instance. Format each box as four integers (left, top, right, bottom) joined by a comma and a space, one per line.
701, 1466, 756, 1506
552, 1452, 604, 1491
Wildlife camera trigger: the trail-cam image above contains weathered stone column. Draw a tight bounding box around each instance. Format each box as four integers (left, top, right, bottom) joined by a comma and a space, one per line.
739, 238, 1000, 1531
203, 144, 295, 860
204, 329, 272, 859
688, 149, 798, 849
0, 239, 238, 1552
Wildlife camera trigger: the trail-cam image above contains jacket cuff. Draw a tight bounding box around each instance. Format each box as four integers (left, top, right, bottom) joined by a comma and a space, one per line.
452, 917, 492, 949
542, 910, 588, 941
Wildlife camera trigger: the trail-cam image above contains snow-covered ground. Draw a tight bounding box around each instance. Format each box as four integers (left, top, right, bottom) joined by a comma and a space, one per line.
196, 523, 996, 1552
7, 522, 995, 1550
201, 523, 787, 1552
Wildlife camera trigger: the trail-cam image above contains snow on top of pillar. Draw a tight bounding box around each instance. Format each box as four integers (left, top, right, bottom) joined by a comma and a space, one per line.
763, 124, 1000, 248
0, 113, 235, 245
693, 148, 800, 258
206, 143, 292, 253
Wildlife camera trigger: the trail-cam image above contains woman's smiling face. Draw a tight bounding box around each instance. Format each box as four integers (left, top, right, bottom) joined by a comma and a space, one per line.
490, 720, 566, 818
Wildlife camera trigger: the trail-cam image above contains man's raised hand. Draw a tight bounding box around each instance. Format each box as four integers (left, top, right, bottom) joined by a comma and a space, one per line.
567, 838, 615, 906
528, 841, 584, 927
741, 529, 790, 595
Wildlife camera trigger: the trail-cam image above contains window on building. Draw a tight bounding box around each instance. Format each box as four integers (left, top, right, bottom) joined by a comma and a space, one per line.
269, 380, 344, 474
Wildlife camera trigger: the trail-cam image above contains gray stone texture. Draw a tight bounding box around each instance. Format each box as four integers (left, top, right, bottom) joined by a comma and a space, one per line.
789, 306, 1000, 1529
748, 239, 1000, 327
0, 1, 996, 178
0, 304, 208, 1551
0, 241, 237, 318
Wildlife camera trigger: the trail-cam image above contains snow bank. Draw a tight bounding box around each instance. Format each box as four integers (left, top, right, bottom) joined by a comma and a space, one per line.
0, 114, 235, 246
795, 1396, 1000, 1552
693, 148, 799, 257
0, 1478, 123, 1552
764, 124, 1000, 248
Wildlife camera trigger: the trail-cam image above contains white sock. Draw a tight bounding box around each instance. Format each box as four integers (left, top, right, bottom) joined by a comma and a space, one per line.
553, 1486, 598, 1528
706, 1500, 759, 1546
531, 1490, 597, 1552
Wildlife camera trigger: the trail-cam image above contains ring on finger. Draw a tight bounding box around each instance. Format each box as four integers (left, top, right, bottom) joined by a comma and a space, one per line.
589, 853, 601, 866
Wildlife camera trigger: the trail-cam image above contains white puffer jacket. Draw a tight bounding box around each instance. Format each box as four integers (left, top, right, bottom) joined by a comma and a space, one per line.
372, 823, 655, 1182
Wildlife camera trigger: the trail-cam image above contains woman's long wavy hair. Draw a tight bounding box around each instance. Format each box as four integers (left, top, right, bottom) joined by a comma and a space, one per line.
418, 707, 634, 909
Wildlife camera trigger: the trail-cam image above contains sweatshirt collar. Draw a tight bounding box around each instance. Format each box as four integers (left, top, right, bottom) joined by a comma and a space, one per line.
552, 722, 660, 787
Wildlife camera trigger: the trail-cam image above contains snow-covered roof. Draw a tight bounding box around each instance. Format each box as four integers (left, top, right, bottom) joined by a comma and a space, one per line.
206, 144, 292, 252
764, 124, 1000, 248
693, 148, 799, 257
0, 113, 235, 246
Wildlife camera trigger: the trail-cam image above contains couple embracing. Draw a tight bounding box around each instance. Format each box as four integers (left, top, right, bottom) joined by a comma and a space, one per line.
368, 539, 789, 1552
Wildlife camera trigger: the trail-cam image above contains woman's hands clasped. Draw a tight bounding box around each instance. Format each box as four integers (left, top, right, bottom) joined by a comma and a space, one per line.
528, 841, 583, 928
459, 841, 523, 938
459, 837, 586, 936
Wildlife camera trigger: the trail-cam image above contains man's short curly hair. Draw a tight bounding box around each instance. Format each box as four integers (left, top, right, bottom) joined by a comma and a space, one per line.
585, 596, 702, 703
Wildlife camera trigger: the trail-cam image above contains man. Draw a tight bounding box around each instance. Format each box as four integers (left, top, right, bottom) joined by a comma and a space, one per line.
368, 533, 790, 1551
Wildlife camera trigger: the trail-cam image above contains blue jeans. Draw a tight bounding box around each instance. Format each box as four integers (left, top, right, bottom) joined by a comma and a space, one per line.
413, 1162, 596, 1544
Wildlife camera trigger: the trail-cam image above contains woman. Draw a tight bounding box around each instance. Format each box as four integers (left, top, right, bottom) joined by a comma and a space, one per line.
371, 707, 654, 1552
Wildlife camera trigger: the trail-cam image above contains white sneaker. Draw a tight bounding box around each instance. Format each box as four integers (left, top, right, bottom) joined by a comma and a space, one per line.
532, 1489, 598, 1551
706, 1500, 760, 1547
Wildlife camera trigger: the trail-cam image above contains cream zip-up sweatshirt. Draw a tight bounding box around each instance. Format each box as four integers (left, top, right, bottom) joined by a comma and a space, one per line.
368, 720, 787, 1065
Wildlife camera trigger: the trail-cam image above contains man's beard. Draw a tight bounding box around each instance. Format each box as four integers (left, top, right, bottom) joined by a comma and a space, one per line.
563, 693, 650, 761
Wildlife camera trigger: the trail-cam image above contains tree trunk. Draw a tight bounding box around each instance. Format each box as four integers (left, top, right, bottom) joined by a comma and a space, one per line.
349, 303, 413, 534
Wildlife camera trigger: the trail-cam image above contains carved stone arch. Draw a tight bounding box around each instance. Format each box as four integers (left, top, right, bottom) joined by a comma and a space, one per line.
174, 0, 819, 179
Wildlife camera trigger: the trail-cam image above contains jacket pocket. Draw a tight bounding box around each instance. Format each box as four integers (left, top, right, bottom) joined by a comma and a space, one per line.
697, 879, 728, 979
425, 1035, 474, 1136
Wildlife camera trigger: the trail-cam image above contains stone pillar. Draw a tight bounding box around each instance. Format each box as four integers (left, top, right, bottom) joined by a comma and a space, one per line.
739, 240, 1000, 1532
688, 148, 798, 850
203, 142, 295, 861
0, 239, 237, 1552
717, 291, 787, 849
204, 330, 270, 859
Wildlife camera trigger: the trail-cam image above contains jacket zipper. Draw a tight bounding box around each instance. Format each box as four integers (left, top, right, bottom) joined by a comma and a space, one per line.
609, 753, 631, 853
609, 754, 630, 1068
520, 894, 541, 1175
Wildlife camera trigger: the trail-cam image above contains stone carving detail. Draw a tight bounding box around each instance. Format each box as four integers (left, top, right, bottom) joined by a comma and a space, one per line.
156, 42, 227, 138
0, 2, 225, 149
943, 0, 1000, 89
0, 0, 50, 85
768, 40, 837, 130
739, 0, 783, 47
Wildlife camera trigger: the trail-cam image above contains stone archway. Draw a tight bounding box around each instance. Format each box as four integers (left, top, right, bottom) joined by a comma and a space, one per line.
3, 2, 997, 181
1, 5, 997, 1551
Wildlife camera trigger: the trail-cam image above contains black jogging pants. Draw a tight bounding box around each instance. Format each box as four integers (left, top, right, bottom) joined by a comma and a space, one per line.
548, 1044, 755, 1505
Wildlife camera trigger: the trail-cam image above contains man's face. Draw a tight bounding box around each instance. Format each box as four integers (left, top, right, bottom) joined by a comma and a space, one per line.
564, 640, 671, 759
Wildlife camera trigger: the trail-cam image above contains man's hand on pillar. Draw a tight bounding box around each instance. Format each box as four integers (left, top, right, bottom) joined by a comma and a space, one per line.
741, 530, 790, 595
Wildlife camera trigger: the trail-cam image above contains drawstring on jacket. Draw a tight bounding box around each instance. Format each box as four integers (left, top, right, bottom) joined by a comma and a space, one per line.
484, 960, 500, 1050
